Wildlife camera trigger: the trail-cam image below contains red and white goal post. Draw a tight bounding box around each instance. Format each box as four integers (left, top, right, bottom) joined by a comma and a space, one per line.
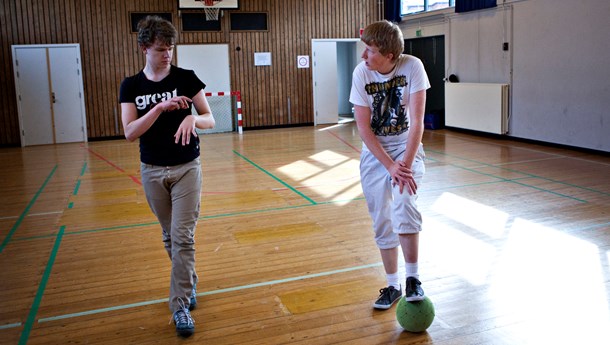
195, 91, 243, 135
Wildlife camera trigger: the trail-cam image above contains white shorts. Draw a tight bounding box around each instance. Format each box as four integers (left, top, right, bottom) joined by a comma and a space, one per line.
360, 144, 425, 249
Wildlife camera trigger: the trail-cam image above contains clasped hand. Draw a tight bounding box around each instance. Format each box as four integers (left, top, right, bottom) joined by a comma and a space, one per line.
160, 96, 197, 146
162, 96, 192, 112
389, 160, 417, 195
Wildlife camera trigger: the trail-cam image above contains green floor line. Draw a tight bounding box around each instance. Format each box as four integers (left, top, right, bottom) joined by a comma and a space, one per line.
0, 165, 57, 253
9, 221, 156, 242
66, 222, 159, 236
11, 171, 601, 242
500, 166, 610, 198
509, 179, 587, 202
233, 150, 317, 205
72, 180, 81, 195
200, 203, 316, 219
428, 148, 610, 197
579, 222, 610, 231
18, 226, 65, 345
37, 262, 383, 323
427, 150, 592, 202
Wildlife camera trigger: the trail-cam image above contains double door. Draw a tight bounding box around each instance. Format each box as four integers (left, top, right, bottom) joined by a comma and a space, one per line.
12, 44, 87, 146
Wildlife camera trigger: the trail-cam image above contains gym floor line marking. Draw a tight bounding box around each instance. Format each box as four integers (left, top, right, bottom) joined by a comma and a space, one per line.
0, 322, 21, 330
271, 173, 361, 192
325, 129, 362, 154
426, 131, 571, 160
37, 262, 383, 323
62, 204, 317, 236
428, 148, 610, 197
427, 130, 610, 167
329, 127, 602, 201
11, 172, 600, 243
499, 167, 610, 198
10, 197, 366, 241
18, 226, 65, 345
0, 165, 57, 253
11, 203, 318, 241
71, 161, 87, 197
492, 156, 566, 167
72, 180, 81, 195
427, 154, 607, 199
200, 203, 317, 220
427, 150, 590, 202
0, 211, 62, 220
233, 150, 317, 205
85, 147, 142, 185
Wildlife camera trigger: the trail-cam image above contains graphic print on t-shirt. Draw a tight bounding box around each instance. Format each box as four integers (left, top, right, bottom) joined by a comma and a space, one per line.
135, 88, 178, 111
365, 75, 408, 136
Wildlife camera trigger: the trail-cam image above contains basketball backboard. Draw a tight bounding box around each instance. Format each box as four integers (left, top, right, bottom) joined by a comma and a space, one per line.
178, 0, 239, 9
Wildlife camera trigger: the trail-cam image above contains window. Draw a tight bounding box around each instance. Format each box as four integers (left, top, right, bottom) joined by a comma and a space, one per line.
230, 12, 268, 31
402, 0, 454, 15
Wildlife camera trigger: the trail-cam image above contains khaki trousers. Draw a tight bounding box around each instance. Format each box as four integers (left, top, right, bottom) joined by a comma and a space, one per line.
141, 158, 201, 312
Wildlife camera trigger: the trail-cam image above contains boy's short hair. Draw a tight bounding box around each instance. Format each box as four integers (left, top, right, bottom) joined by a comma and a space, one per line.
361, 20, 404, 62
137, 15, 178, 48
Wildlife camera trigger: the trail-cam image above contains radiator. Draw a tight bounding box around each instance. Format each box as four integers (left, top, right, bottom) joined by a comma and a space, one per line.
445, 83, 509, 134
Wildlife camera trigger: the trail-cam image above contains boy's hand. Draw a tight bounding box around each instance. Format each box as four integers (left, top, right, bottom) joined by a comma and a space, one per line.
389, 161, 417, 195
161, 96, 192, 112
174, 115, 197, 146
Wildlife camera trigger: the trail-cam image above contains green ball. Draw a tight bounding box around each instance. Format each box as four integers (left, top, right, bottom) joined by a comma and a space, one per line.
395, 296, 435, 332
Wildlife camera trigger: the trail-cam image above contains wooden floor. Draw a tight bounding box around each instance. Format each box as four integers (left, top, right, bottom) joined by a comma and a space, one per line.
1, 122, 609, 344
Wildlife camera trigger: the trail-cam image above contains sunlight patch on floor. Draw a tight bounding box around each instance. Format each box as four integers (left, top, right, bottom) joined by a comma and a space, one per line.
431, 192, 509, 239
489, 218, 609, 344
422, 217, 497, 285
277, 150, 361, 204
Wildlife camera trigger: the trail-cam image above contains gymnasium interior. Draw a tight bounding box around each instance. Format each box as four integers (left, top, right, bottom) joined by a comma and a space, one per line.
1, 0, 609, 344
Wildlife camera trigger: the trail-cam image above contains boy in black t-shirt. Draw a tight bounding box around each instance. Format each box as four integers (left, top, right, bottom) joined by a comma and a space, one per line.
119, 15, 215, 337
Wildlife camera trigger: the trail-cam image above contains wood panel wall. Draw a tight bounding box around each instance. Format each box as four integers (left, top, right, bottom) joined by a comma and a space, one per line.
0, 0, 383, 146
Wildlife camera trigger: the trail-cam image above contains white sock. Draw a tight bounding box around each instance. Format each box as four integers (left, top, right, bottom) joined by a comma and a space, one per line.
386, 272, 400, 290
405, 262, 419, 279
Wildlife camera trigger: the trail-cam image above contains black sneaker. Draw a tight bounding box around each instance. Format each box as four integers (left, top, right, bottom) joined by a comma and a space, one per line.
373, 286, 402, 309
173, 306, 195, 337
404, 276, 425, 302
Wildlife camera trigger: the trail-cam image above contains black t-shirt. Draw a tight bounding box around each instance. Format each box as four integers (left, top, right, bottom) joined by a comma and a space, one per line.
119, 65, 206, 166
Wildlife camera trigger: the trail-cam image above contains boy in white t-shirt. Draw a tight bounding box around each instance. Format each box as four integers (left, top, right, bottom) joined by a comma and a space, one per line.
349, 20, 431, 310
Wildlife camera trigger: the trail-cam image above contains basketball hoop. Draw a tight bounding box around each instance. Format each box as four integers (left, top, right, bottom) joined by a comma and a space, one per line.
204, 7, 220, 21
198, 0, 222, 21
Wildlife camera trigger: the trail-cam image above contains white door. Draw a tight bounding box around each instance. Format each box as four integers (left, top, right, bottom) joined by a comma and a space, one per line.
312, 41, 338, 125
13, 47, 54, 146
49, 46, 86, 143
12, 44, 87, 146
176, 44, 232, 133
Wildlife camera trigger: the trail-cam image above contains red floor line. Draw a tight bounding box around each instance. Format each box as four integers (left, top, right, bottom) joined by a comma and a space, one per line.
85, 147, 142, 185
326, 130, 362, 153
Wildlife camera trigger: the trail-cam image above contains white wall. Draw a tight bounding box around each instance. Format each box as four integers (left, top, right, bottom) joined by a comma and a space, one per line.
399, 0, 610, 152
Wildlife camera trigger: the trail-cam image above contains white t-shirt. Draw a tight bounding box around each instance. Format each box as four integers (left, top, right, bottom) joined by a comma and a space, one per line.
349, 54, 430, 149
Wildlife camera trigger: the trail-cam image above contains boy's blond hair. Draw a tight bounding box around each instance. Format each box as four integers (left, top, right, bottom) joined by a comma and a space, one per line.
361, 20, 404, 62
